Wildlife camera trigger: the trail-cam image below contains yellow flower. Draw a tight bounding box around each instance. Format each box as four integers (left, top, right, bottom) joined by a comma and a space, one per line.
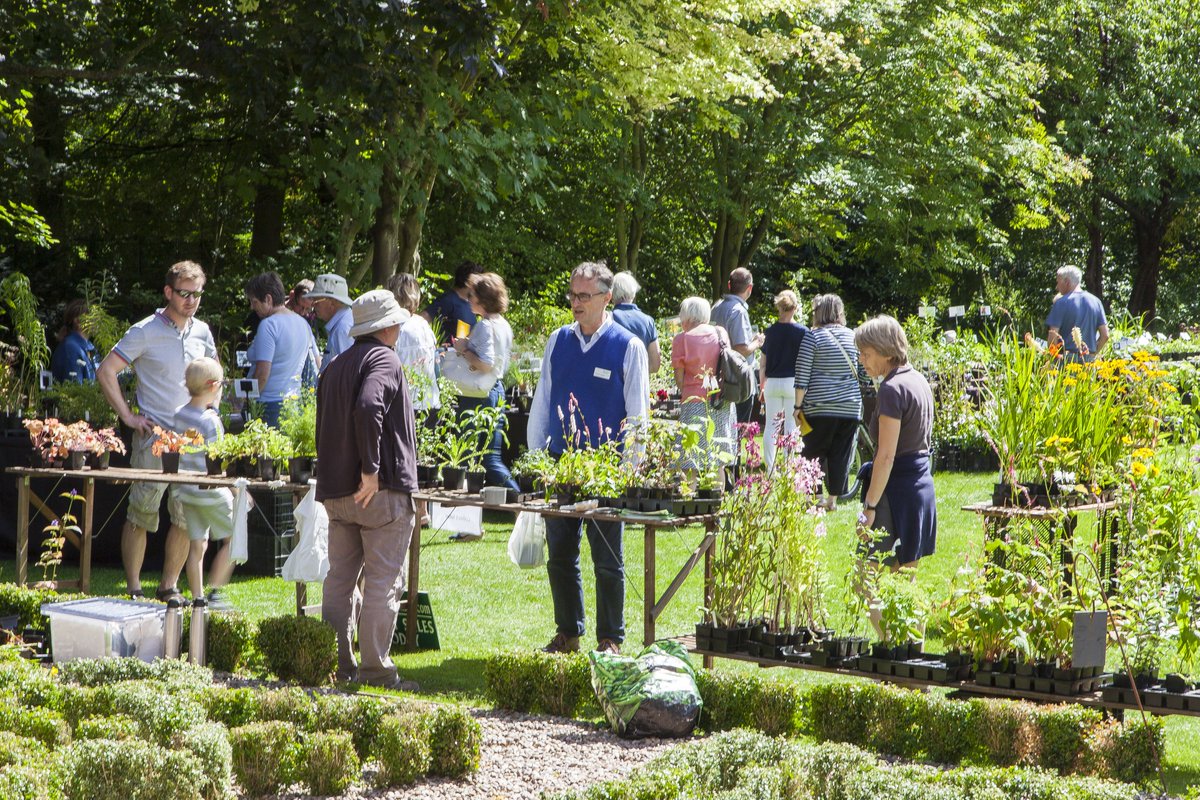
1062, 377, 1077, 387
1133, 447, 1155, 459
1121, 435, 1133, 445
1065, 363, 1084, 373
1131, 461, 1148, 477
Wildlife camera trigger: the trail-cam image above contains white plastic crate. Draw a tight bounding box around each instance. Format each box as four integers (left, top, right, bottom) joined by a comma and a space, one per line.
40, 598, 166, 663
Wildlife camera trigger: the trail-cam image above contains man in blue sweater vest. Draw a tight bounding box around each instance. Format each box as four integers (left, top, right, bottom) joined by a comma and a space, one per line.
527, 262, 650, 655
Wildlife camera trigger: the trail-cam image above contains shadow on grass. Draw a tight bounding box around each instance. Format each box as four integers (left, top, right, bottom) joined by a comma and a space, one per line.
389, 655, 494, 700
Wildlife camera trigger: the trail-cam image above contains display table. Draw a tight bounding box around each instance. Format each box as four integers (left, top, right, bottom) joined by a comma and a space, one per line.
410, 489, 720, 649
7, 465, 307, 593
961, 499, 1122, 593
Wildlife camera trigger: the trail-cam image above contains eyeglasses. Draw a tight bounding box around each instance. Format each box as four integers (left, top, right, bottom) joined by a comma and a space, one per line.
565, 291, 605, 304
173, 288, 205, 300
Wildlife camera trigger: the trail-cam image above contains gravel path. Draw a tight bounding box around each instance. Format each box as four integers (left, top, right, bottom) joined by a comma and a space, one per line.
275, 709, 680, 800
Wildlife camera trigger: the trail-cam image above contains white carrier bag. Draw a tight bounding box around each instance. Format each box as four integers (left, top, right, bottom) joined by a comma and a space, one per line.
282, 482, 329, 582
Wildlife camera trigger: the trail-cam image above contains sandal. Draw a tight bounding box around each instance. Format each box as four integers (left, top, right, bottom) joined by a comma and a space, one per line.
154, 586, 183, 603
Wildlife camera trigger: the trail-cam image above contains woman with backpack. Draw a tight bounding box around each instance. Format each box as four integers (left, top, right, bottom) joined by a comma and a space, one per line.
672, 296, 736, 471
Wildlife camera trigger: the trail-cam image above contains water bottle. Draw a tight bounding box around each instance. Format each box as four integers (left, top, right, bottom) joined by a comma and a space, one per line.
163, 598, 182, 659
188, 598, 208, 666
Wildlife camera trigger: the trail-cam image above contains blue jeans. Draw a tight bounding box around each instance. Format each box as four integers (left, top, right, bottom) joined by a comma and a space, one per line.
545, 516, 625, 643
457, 381, 518, 492
258, 400, 283, 429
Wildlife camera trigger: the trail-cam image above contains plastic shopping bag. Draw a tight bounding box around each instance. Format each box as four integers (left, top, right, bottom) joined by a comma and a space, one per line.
589, 641, 702, 739
281, 482, 329, 582
507, 511, 545, 569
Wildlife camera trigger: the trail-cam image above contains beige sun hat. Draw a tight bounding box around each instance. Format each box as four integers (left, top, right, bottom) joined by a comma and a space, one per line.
348, 289, 411, 338
307, 273, 353, 306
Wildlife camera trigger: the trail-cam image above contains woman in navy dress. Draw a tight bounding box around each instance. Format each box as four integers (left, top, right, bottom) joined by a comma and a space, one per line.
854, 314, 937, 570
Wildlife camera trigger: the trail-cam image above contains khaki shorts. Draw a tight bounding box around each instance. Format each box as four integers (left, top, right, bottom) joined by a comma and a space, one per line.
168, 487, 234, 542
127, 429, 177, 532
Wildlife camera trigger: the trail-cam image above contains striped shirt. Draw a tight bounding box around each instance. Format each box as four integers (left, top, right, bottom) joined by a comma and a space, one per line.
793, 325, 867, 419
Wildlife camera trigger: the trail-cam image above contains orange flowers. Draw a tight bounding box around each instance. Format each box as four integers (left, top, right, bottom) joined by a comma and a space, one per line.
150, 426, 203, 456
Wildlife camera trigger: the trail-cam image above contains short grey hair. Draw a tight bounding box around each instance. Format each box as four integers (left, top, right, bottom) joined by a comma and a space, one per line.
855, 315, 909, 366
812, 293, 846, 326
611, 271, 640, 305
1057, 265, 1083, 290
572, 261, 614, 294
679, 296, 711, 327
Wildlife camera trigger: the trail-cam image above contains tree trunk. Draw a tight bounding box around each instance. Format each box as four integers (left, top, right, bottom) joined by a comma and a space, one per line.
1127, 205, 1169, 319
369, 174, 399, 284
393, 159, 440, 280
1083, 192, 1105, 307
249, 178, 285, 261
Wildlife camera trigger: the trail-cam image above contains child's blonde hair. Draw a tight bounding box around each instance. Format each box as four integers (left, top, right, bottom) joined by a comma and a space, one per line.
185, 357, 224, 397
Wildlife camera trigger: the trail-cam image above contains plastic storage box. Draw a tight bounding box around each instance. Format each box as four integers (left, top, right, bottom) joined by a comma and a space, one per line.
40, 598, 167, 663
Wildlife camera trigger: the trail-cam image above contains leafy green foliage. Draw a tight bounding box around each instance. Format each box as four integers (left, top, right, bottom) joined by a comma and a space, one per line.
229, 720, 299, 797
426, 704, 483, 777
206, 611, 255, 674
296, 730, 360, 796
74, 713, 140, 741
254, 614, 336, 685
482, 650, 596, 718
57, 738, 206, 800
175, 722, 234, 800
372, 711, 432, 788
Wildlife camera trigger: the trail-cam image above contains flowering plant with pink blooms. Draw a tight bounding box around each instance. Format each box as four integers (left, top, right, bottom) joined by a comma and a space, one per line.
704, 423, 827, 631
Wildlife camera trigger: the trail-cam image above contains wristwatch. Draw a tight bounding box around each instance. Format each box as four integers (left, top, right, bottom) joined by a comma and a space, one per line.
793, 405, 802, 410
863, 500, 877, 511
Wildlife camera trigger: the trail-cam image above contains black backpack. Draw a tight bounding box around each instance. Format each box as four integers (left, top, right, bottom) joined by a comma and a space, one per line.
716, 340, 754, 405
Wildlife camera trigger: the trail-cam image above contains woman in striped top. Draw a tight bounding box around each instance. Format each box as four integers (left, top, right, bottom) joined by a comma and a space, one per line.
792, 294, 869, 506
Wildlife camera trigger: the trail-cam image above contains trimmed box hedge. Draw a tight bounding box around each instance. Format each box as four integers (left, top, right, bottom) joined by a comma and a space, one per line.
550, 729, 1146, 800
482, 651, 1164, 784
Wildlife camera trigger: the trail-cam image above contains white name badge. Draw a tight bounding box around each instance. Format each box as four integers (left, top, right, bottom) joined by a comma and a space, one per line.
594, 368, 612, 380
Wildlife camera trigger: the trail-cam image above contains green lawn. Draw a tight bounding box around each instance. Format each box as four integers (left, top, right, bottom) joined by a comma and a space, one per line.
5, 470, 1198, 793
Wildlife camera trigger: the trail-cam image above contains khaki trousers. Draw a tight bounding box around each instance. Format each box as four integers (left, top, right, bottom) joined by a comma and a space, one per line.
321, 489, 415, 685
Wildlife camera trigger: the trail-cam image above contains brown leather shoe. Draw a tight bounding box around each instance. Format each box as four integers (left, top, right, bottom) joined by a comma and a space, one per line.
595, 638, 620, 655
542, 632, 581, 654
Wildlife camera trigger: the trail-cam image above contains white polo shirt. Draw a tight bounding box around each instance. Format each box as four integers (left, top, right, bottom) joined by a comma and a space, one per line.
111, 310, 217, 426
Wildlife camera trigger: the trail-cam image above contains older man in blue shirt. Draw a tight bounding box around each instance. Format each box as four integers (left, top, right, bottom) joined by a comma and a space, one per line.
711, 267, 765, 423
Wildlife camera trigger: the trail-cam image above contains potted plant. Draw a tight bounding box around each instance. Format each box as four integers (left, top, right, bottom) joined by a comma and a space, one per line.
151, 426, 204, 473
220, 419, 294, 480
58, 420, 95, 470
512, 447, 555, 495
86, 426, 125, 469
24, 417, 67, 466
279, 391, 317, 483
459, 402, 507, 495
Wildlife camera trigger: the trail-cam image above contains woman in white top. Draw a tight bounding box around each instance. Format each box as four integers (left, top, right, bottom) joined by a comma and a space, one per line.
451, 272, 518, 494
387, 273, 440, 411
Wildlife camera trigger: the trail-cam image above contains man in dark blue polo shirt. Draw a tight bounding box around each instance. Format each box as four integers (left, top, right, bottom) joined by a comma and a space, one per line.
422, 260, 482, 345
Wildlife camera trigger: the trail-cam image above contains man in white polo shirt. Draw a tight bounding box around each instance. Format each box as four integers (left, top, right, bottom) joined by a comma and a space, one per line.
97, 261, 218, 600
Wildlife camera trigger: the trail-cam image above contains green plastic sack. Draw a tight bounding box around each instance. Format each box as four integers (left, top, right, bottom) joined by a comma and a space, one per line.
588, 641, 702, 739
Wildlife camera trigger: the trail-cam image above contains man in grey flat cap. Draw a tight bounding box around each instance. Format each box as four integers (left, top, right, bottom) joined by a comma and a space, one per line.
316, 289, 419, 690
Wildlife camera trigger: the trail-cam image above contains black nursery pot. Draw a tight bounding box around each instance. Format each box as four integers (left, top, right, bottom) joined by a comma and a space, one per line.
258, 457, 277, 482
465, 470, 486, 494
288, 456, 313, 484
87, 451, 111, 471
206, 454, 224, 476
160, 451, 181, 474
442, 466, 466, 491
66, 451, 87, 470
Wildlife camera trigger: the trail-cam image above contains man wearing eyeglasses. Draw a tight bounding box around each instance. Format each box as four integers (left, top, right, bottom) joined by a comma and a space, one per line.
97, 260, 218, 601
527, 261, 649, 656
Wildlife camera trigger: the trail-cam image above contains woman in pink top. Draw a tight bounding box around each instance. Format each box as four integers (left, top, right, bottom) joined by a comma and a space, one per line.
672, 296, 735, 470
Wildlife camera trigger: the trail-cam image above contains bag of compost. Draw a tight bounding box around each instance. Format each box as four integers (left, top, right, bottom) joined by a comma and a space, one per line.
588, 640, 701, 739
